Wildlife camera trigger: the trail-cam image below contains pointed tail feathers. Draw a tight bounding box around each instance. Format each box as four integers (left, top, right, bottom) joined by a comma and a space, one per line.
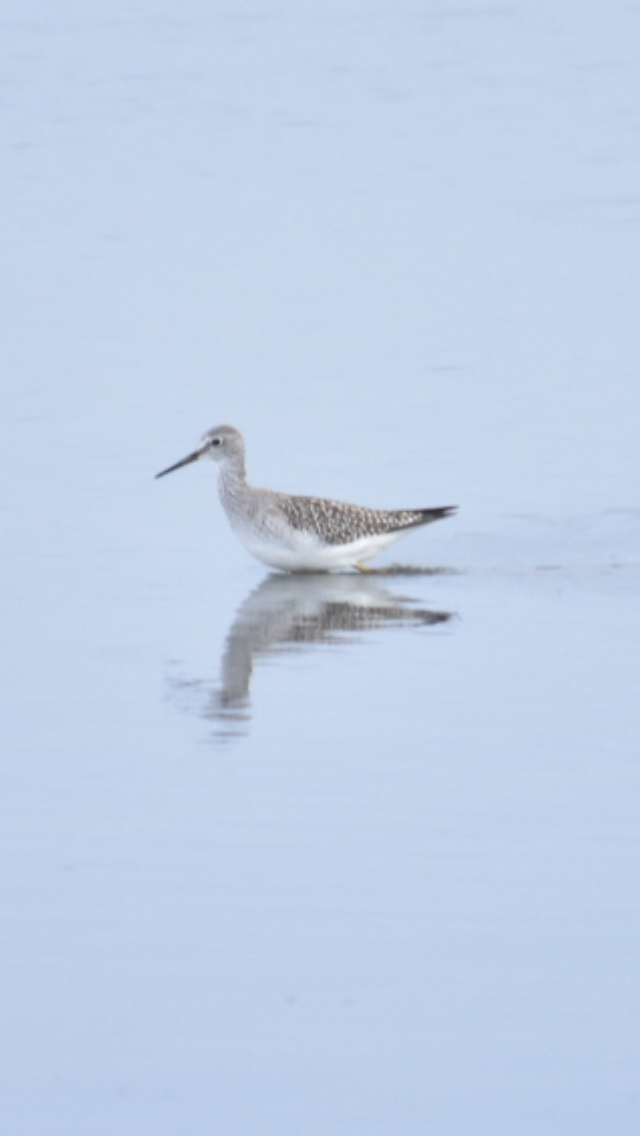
411, 505, 457, 528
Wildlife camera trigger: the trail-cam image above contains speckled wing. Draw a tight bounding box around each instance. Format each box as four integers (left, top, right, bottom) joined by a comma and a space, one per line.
278, 495, 456, 546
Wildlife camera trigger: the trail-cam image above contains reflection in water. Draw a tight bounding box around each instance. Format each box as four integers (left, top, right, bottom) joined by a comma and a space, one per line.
168, 573, 455, 743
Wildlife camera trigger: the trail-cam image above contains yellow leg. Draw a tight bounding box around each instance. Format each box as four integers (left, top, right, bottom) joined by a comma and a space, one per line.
354, 563, 374, 573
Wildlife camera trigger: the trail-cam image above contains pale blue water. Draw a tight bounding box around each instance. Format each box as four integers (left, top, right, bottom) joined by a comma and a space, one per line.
1, 3, 639, 1134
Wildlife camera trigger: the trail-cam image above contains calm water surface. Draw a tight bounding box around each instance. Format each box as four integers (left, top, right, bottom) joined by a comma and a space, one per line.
2, 2, 639, 1134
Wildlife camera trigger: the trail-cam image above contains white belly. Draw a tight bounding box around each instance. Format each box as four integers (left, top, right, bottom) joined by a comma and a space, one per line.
239, 528, 403, 572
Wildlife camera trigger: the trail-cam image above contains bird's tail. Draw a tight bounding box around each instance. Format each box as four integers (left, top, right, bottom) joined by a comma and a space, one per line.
412, 505, 457, 527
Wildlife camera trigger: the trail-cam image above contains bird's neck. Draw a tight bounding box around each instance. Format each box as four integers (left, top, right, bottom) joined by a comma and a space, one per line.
218, 456, 251, 520
219, 452, 246, 484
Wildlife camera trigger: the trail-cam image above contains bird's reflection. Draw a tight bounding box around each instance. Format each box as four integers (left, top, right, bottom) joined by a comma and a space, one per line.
168, 573, 455, 743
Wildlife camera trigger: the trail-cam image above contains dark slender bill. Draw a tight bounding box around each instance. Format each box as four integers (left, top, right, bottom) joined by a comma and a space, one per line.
155, 450, 200, 479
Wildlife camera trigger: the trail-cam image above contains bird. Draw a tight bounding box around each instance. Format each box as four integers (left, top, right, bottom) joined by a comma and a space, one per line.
156, 425, 456, 572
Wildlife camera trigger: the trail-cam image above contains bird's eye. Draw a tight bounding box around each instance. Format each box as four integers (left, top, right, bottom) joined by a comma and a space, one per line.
211, 438, 222, 447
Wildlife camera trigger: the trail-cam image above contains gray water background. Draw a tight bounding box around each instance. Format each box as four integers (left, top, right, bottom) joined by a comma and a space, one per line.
1, 2, 639, 1133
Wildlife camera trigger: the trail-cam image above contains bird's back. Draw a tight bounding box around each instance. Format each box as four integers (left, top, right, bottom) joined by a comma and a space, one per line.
276, 492, 456, 546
